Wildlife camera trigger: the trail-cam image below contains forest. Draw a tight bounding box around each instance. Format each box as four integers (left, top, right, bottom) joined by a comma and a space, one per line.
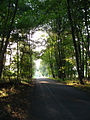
0, 0, 89, 84
0, 0, 90, 120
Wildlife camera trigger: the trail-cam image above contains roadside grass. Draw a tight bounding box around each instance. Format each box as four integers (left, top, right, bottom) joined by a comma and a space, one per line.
74, 84, 90, 93
49, 77, 90, 93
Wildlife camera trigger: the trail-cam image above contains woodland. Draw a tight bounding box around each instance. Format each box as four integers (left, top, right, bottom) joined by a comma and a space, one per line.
0, 0, 90, 119
0, 0, 90, 84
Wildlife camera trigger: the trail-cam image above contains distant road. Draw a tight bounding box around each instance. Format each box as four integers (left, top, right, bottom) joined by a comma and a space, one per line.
30, 78, 90, 120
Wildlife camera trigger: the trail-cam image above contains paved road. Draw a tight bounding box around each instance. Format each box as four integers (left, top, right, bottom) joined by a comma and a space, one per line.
30, 78, 90, 120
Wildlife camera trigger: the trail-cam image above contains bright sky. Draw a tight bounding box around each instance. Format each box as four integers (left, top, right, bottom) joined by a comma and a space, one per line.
31, 30, 48, 69
6, 30, 48, 70
31, 30, 48, 52
34, 59, 42, 69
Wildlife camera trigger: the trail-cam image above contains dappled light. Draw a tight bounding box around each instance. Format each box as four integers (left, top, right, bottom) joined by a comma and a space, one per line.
0, 0, 90, 120
0, 83, 32, 120
39, 80, 50, 84
0, 89, 8, 98
0, 86, 18, 98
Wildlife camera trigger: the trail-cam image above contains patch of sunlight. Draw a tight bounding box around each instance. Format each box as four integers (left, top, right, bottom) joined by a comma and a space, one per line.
0, 89, 8, 97
0, 87, 17, 98
84, 80, 90, 85
39, 81, 50, 84
21, 81, 32, 86
65, 80, 80, 86
67, 83, 76, 85
10, 87, 17, 94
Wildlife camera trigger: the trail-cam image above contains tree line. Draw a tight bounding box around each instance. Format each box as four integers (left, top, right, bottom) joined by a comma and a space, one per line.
0, 0, 89, 84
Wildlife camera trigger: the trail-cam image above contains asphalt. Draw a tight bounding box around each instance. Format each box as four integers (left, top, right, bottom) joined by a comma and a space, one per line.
29, 78, 90, 120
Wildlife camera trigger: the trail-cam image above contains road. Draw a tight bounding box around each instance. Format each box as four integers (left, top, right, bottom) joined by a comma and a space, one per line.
30, 78, 90, 120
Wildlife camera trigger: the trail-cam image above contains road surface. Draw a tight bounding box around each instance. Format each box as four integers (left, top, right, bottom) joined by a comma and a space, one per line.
30, 78, 90, 120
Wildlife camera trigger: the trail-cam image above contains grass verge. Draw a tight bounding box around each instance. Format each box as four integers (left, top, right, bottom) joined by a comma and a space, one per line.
49, 77, 90, 93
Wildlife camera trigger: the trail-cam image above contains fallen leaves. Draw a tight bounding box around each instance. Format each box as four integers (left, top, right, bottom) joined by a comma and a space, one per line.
0, 82, 32, 120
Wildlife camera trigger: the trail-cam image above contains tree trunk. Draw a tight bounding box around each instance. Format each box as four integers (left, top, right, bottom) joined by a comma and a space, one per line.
79, 28, 85, 78
84, 0, 90, 79
17, 37, 19, 82
0, 0, 18, 79
48, 48, 55, 78
0, 0, 11, 52
29, 31, 33, 79
67, 0, 84, 84
54, 44, 61, 78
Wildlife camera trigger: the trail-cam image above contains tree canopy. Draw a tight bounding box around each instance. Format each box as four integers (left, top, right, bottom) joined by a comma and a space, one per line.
0, 0, 90, 84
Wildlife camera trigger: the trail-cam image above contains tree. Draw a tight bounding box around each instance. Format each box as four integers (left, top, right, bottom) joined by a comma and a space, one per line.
0, 0, 18, 78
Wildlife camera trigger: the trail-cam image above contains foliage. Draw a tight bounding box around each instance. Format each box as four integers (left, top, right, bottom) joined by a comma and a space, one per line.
0, 0, 89, 84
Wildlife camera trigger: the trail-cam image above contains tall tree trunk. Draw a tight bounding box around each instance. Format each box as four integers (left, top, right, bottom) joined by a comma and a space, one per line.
29, 31, 33, 79
9, 43, 12, 83
56, 18, 63, 78
54, 44, 61, 78
84, 0, 90, 79
17, 37, 19, 82
67, 0, 84, 84
0, 0, 18, 78
76, 29, 84, 79
20, 41, 25, 78
80, 30, 85, 78
0, 0, 11, 52
48, 48, 55, 78
85, 47, 88, 79
84, 0, 89, 58
56, 40, 62, 78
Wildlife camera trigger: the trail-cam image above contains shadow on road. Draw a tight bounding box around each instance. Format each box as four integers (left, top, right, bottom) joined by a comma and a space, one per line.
30, 78, 90, 120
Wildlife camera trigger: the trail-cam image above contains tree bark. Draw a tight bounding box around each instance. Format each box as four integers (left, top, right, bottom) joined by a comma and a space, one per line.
67, 0, 84, 84
0, 0, 11, 52
0, 0, 18, 78
48, 48, 55, 78
84, 0, 90, 79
